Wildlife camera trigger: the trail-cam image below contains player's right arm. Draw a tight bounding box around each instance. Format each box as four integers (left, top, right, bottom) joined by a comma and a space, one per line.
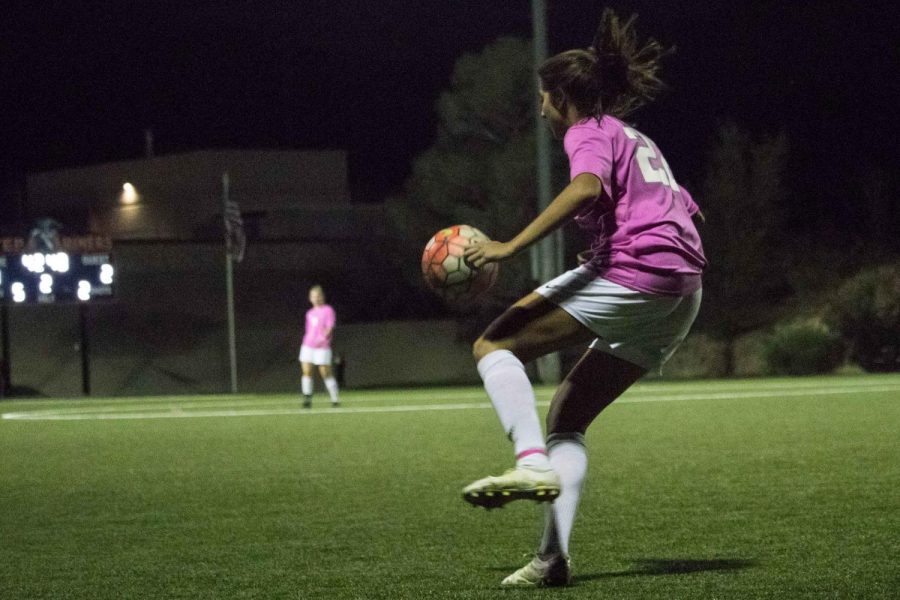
465, 173, 601, 268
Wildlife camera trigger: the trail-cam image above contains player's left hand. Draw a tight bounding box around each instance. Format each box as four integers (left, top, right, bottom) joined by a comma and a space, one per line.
464, 239, 513, 268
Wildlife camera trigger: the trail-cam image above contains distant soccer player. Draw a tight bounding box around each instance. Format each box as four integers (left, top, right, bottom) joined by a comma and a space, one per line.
462, 8, 707, 586
299, 285, 340, 407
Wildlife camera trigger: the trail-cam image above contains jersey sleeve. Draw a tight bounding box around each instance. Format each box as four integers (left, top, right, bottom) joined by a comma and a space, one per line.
564, 123, 613, 184
679, 187, 700, 216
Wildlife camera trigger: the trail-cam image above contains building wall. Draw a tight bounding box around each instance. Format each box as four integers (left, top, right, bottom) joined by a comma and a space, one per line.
25, 149, 353, 239
3, 307, 477, 397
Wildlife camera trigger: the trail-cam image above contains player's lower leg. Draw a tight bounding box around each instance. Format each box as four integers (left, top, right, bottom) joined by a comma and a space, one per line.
504, 349, 645, 583
324, 376, 340, 406
301, 375, 313, 408
500, 433, 584, 586
462, 349, 558, 508
540, 432, 586, 558
463, 295, 597, 508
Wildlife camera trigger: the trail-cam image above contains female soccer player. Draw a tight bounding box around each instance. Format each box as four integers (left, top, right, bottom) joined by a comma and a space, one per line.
462, 8, 707, 586
299, 284, 340, 407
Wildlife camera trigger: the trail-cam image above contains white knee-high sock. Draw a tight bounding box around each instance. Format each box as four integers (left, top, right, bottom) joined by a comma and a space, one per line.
477, 350, 549, 468
324, 377, 339, 403
540, 433, 587, 557
301, 376, 313, 396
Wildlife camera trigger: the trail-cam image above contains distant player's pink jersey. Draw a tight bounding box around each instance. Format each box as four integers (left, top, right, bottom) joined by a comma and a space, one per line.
302, 304, 336, 349
565, 115, 707, 296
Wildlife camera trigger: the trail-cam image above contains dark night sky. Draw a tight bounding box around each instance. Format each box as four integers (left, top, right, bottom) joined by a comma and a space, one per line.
2, 0, 898, 205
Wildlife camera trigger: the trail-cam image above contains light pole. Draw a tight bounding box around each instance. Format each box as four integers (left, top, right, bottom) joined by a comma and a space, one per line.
531, 0, 563, 383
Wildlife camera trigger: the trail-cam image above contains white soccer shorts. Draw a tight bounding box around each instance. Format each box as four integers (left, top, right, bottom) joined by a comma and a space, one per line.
536, 266, 701, 373
298, 345, 333, 366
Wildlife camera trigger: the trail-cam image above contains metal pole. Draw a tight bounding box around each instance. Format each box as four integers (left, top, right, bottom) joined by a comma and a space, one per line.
79, 303, 91, 395
1, 303, 10, 398
223, 173, 238, 394
532, 0, 561, 383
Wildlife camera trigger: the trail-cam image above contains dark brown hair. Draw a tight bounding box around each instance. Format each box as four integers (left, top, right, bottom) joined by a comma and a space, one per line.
538, 8, 671, 121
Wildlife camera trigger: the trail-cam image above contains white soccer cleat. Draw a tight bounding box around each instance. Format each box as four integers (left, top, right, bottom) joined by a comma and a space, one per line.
462, 466, 560, 509
501, 554, 572, 587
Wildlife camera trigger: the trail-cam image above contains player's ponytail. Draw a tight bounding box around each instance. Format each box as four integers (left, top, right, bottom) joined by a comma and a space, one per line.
539, 8, 670, 121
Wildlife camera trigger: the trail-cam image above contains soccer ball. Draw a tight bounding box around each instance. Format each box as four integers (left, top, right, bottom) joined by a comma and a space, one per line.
421, 224, 498, 305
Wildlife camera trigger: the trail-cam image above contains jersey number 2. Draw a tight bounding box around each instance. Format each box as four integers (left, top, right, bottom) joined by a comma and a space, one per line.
624, 127, 680, 192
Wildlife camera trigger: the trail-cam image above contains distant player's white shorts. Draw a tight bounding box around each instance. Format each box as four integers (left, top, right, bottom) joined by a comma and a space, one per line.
536, 266, 701, 373
299, 345, 333, 366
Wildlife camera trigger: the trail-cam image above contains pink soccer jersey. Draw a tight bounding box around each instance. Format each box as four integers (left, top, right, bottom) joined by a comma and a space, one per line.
302, 304, 336, 349
564, 115, 707, 296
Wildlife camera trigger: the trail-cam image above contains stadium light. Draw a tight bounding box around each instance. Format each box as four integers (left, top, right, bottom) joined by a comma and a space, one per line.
120, 182, 140, 205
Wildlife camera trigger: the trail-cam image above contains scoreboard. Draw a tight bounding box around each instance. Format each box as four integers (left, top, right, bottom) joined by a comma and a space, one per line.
0, 252, 114, 304
1, 233, 114, 304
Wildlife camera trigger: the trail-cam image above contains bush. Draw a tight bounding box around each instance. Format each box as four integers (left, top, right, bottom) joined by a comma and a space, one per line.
658, 333, 729, 379
826, 262, 900, 372
763, 319, 843, 376
732, 330, 769, 377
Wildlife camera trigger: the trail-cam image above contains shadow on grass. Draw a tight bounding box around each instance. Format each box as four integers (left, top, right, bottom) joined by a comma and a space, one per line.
576, 558, 758, 582
490, 557, 757, 585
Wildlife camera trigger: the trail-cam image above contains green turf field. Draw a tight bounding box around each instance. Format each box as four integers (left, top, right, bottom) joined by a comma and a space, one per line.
2, 375, 899, 599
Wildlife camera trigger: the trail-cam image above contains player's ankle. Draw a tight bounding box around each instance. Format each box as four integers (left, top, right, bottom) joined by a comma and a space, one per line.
516, 448, 551, 469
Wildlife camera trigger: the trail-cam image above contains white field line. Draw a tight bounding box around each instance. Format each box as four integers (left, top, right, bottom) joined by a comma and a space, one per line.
0, 394, 489, 418
7, 375, 900, 415
2, 383, 898, 422
3, 375, 897, 416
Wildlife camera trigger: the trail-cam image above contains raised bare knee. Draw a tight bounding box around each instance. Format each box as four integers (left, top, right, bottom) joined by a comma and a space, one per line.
472, 336, 504, 363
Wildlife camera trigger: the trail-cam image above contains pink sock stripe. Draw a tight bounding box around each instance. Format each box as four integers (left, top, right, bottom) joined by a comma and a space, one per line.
516, 448, 547, 460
